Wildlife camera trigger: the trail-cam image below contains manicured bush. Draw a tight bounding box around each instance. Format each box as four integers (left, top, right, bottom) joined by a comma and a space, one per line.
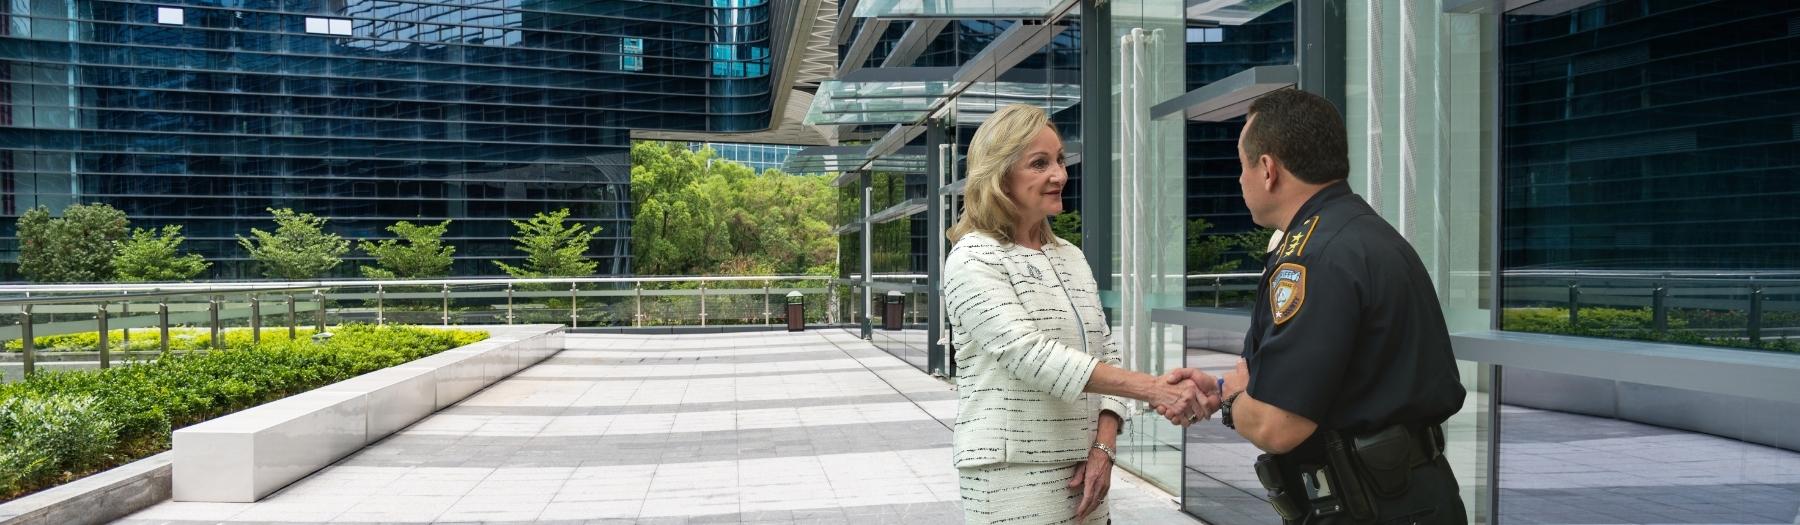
0, 395, 118, 495
0, 324, 486, 501
4, 327, 320, 353
1503, 307, 1797, 353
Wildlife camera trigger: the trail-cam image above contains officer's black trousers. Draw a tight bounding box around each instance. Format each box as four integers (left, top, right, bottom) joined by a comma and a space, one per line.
1290, 456, 1468, 525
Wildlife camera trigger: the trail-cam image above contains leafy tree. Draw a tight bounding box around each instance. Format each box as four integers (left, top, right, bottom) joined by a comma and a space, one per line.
237, 208, 350, 279
630, 141, 838, 276
1187, 219, 1276, 274
495, 209, 597, 277
17, 203, 130, 283
114, 225, 210, 282
358, 220, 454, 279
1050, 213, 1083, 247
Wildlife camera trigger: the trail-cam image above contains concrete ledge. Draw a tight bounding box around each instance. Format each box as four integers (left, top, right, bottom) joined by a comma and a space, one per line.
0, 452, 171, 525
172, 324, 564, 503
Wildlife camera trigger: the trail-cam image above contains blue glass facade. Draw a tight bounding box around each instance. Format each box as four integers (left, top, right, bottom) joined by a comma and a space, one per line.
1183, 3, 1294, 276
1502, 1, 1800, 271
0, 0, 778, 278
687, 141, 798, 173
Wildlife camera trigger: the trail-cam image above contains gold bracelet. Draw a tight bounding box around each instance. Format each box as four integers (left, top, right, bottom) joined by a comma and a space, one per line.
1091, 442, 1116, 462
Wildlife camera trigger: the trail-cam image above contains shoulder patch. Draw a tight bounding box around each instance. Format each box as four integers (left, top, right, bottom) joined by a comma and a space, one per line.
1270, 262, 1306, 325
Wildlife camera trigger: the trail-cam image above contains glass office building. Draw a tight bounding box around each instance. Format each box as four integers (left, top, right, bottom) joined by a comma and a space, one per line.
0, 0, 782, 277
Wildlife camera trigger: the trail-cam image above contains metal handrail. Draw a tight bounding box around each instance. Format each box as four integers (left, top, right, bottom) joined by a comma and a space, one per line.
0, 274, 836, 295
1, 276, 844, 380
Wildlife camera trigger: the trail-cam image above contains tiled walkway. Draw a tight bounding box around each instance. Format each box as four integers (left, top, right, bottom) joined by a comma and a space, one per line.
121, 330, 1198, 524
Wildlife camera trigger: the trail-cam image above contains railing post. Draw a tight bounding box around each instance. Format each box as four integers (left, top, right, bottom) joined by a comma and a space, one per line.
441, 284, 451, 327
313, 290, 326, 334
1651, 283, 1668, 335
376, 285, 385, 326
763, 281, 772, 326
569, 282, 579, 329
505, 284, 516, 325
698, 283, 708, 327
1567, 282, 1580, 330
250, 294, 261, 344
209, 295, 222, 349
20, 304, 34, 377
97, 303, 110, 369
286, 293, 297, 339
1749, 284, 1764, 347
633, 282, 643, 327
158, 301, 170, 354
1213, 277, 1223, 308
120, 298, 131, 346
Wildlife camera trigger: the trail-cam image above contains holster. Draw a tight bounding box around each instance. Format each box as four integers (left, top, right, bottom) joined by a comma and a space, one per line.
1254, 453, 1307, 522
1324, 423, 1448, 518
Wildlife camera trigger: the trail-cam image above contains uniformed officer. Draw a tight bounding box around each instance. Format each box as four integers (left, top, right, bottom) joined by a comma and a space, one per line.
1170, 88, 1468, 524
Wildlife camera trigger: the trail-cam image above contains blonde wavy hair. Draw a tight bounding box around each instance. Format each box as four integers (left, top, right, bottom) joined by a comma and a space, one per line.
948, 104, 1056, 245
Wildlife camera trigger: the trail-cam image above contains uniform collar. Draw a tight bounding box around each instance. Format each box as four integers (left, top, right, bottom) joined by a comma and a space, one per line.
1284, 181, 1353, 233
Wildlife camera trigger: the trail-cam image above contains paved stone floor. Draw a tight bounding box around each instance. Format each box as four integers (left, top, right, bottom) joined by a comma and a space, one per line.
1178, 348, 1800, 525
120, 330, 1198, 524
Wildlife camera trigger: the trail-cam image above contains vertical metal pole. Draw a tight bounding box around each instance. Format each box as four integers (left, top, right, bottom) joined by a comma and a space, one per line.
313, 290, 326, 333
250, 294, 261, 344
1486, 363, 1503, 525
1213, 277, 1223, 308
569, 282, 579, 329
1651, 283, 1668, 335
763, 281, 772, 326
698, 283, 708, 327
633, 282, 643, 327
158, 301, 170, 354
209, 295, 222, 349
376, 284, 385, 326
1567, 282, 1580, 329
120, 299, 131, 346
861, 171, 873, 340
1748, 285, 1764, 347
505, 284, 516, 325
20, 304, 34, 377
97, 303, 110, 369
286, 293, 297, 339
441, 284, 451, 327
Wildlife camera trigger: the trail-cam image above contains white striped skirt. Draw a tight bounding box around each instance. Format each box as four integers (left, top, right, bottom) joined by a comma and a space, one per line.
957, 461, 1110, 525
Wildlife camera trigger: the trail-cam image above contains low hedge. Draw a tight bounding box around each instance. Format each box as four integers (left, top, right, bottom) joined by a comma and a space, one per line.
1503, 307, 1797, 353
4, 327, 321, 353
0, 324, 486, 501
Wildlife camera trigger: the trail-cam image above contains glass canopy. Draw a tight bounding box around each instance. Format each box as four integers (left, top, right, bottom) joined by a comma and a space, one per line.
805, 81, 1081, 126
852, 0, 1061, 19
781, 146, 930, 175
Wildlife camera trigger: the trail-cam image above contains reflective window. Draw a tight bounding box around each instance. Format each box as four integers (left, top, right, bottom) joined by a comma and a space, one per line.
156, 7, 184, 25
1501, 1, 1800, 353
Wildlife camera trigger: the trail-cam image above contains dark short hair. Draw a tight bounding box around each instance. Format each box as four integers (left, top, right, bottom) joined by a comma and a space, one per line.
1244, 89, 1349, 184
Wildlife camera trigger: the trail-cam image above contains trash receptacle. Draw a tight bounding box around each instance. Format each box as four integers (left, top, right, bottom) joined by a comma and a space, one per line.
883, 291, 904, 331
785, 291, 805, 332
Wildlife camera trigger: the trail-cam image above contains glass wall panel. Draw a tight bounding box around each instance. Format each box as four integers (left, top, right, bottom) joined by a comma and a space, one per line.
1499, 1, 1800, 353
1494, 3, 1800, 524
1346, 1, 1496, 523
1108, 0, 1189, 494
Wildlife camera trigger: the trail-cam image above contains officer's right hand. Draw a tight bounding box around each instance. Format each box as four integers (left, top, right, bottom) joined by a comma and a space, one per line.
1148, 379, 1209, 426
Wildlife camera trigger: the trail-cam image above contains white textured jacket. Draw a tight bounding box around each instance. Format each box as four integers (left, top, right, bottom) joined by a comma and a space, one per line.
945, 231, 1131, 468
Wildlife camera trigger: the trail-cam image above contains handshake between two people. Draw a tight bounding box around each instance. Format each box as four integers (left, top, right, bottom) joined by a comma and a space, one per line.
1147, 368, 1225, 427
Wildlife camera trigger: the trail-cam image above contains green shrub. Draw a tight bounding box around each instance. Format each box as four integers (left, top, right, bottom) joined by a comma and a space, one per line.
5, 327, 319, 353
1504, 307, 1796, 353
0, 395, 119, 495
0, 324, 485, 500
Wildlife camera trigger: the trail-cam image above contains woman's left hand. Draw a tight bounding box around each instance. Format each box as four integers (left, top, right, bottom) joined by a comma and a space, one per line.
1068, 446, 1113, 521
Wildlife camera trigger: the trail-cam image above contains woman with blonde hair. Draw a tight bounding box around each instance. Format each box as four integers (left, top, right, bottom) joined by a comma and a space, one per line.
946, 104, 1221, 524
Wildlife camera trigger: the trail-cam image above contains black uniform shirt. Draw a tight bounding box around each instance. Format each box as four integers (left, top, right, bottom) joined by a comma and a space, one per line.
1243, 181, 1466, 458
